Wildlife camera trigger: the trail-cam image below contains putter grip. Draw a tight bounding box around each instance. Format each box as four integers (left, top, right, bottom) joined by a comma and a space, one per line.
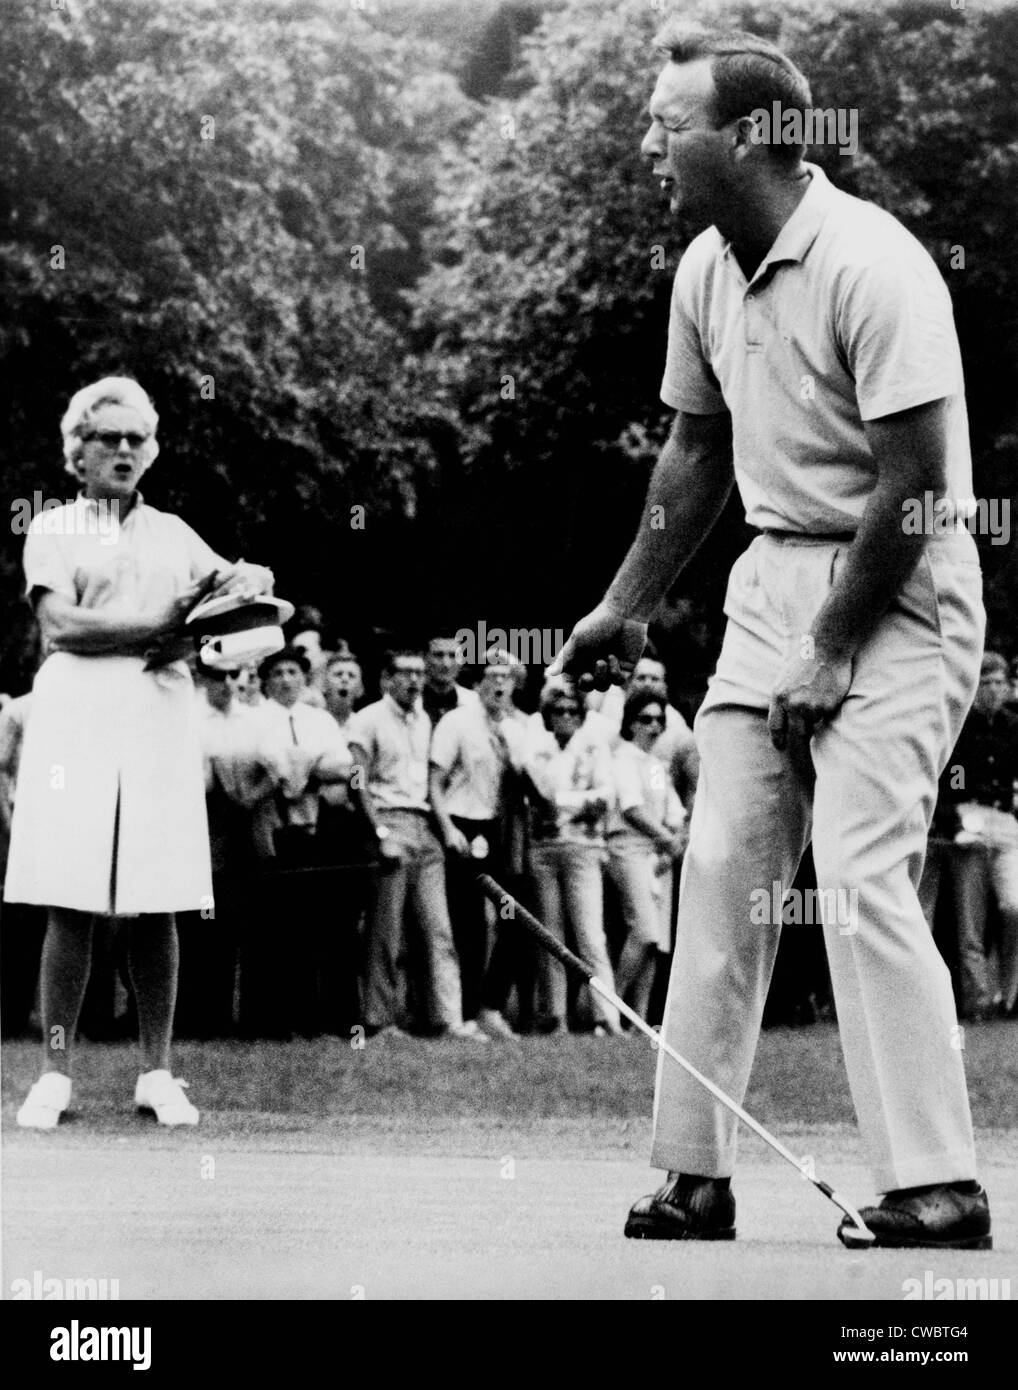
476, 874, 594, 984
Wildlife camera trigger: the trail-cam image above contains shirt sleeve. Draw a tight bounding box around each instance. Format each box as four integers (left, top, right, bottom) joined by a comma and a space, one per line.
660, 235, 728, 415
345, 708, 375, 758
177, 518, 229, 582
836, 253, 962, 421
23, 523, 77, 603
308, 708, 352, 763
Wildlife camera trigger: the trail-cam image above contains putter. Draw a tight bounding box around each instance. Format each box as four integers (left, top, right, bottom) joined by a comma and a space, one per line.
477, 873, 875, 1247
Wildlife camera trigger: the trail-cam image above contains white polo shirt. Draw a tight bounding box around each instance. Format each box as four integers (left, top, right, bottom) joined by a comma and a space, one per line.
430, 703, 526, 821
347, 694, 432, 813
661, 164, 972, 534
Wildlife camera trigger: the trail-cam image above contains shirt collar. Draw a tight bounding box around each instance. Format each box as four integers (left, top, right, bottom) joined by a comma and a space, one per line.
75, 489, 144, 520
383, 692, 420, 723
721, 162, 833, 279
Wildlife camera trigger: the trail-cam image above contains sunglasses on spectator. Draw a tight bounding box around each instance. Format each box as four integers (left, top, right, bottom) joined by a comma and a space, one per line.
81, 430, 150, 449
634, 712, 665, 725
551, 704, 580, 715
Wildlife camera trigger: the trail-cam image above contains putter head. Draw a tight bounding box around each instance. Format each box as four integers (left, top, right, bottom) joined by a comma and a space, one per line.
838, 1219, 877, 1249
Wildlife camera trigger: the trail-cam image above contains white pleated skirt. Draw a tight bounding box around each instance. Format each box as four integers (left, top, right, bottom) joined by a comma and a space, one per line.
4, 652, 212, 915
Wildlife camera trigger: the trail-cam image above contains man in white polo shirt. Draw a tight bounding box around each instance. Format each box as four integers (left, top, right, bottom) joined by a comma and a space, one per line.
347, 649, 482, 1042
552, 23, 990, 1248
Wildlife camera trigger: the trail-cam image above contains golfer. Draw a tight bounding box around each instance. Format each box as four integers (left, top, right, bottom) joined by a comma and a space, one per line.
552, 24, 991, 1248
10, 377, 274, 1129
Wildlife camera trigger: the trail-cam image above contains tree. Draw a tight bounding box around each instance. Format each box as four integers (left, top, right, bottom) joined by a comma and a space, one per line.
0, 0, 472, 686
408, 0, 1018, 678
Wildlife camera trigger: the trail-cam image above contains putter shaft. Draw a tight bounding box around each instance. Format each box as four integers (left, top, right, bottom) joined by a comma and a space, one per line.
477, 873, 874, 1242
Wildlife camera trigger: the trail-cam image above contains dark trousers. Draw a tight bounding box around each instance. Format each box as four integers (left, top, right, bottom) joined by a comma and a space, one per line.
444, 816, 498, 1022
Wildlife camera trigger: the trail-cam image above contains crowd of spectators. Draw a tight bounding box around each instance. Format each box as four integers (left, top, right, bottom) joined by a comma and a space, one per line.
1, 613, 1015, 1042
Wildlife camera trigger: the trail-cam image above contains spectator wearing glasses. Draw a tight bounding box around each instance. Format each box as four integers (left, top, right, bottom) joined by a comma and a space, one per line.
347, 649, 482, 1042
606, 689, 687, 1023
8, 376, 274, 1128
627, 655, 700, 804
523, 676, 622, 1035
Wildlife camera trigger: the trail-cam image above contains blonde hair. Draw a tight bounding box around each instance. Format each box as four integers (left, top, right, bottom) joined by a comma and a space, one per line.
60, 377, 160, 481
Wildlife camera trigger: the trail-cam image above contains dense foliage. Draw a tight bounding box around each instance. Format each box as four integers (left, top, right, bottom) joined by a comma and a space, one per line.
2, 0, 1015, 694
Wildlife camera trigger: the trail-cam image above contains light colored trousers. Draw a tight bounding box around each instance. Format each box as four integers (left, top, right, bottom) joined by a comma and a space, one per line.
950, 809, 1018, 1016
530, 841, 620, 1029
652, 531, 984, 1194
606, 844, 674, 952
364, 809, 463, 1030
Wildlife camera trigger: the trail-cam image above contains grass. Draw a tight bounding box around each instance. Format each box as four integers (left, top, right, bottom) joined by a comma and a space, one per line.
4, 1020, 1017, 1132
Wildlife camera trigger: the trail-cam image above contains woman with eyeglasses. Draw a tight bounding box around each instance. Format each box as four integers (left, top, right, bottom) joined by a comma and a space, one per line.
8, 377, 274, 1130
523, 676, 622, 1035
605, 688, 688, 1024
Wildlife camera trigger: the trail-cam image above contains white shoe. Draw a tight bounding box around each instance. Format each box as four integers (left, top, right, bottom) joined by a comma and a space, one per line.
477, 1008, 517, 1039
17, 1073, 72, 1130
135, 1070, 199, 1126
443, 1021, 490, 1044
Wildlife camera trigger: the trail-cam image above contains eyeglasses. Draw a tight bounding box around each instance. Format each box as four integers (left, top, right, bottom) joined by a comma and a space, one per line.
634, 713, 665, 725
81, 430, 150, 450
551, 705, 580, 716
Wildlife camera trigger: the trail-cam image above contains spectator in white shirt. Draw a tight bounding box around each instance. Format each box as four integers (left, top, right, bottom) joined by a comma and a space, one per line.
347, 649, 482, 1042
430, 649, 526, 1037
423, 633, 479, 725
524, 676, 622, 1035
236, 647, 353, 1039
606, 689, 687, 1023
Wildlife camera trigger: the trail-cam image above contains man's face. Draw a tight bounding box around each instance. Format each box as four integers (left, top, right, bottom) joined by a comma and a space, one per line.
426, 639, 463, 688
641, 59, 733, 227
76, 404, 154, 502
478, 665, 515, 716
975, 668, 1010, 716
265, 660, 306, 708
324, 661, 363, 705
389, 658, 426, 710
630, 658, 667, 694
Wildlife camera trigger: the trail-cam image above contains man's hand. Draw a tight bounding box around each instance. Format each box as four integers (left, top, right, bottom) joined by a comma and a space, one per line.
444, 826, 472, 857
546, 599, 648, 689
767, 649, 853, 750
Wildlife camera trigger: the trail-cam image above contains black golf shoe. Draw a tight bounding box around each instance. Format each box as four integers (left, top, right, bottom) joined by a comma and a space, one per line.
837, 1181, 991, 1250
624, 1173, 736, 1241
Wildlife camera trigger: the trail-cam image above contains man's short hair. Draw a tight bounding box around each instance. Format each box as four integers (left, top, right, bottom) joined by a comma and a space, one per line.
259, 645, 311, 682
652, 21, 812, 165
481, 647, 524, 674
383, 647, 425, 675
325, 652, 361, 675
980, 651, 1009, 679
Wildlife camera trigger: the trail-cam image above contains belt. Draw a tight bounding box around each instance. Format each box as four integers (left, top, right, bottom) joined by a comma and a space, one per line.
759, 528, 856, 543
